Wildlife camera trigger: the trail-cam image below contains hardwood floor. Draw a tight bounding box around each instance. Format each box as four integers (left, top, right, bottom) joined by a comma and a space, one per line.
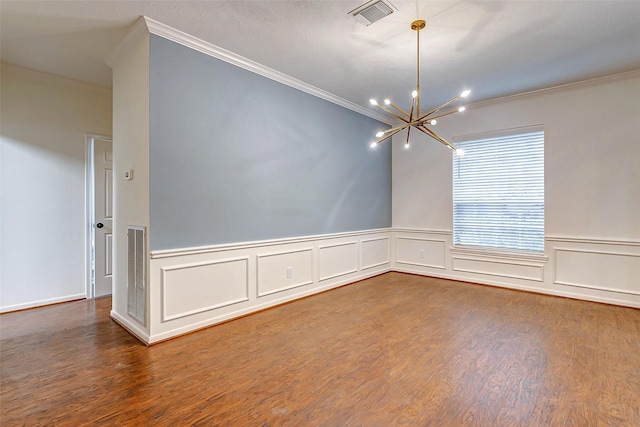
1, 272, 639, 426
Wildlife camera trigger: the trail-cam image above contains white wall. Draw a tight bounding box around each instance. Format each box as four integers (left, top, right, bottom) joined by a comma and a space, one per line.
107, 25, 151, 340
0, 63, 112, 312
392, 71, 640, 307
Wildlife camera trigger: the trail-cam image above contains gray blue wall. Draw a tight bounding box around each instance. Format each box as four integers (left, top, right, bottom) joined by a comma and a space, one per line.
149, 35, 391, 250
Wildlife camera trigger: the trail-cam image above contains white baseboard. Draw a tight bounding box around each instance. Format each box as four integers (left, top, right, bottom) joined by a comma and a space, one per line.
0, 293, 86, 313
394, 266, 640, 309
110, 310, 151, 345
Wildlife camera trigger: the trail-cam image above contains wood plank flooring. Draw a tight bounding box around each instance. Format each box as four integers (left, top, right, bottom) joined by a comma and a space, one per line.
1, 272, 639, 426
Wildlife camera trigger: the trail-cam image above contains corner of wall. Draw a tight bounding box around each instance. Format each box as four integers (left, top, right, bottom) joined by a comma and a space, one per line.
110, 21, 152, 340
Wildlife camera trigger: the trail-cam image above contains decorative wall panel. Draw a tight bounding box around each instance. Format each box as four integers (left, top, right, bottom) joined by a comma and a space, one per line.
161, 257, 249, 321
451, 255, 544, 281
318, 242, 358, 281
555, 248, 640, 296
396, 237, 446, 269
361, 237, 390, 270
257, 248, 314, 296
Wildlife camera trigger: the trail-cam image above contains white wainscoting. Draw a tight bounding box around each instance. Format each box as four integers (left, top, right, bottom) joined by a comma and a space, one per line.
144, 229, 392, 343
392, 229, 640, 309
161, 257, 250, 322
318, 241, 358, 281
361, 236, 390, 270
112, 227, 638, 344
257, 248, 314, 296
552, 242, 640, 297
396, 237, 446, 269
450, 249, 545, 282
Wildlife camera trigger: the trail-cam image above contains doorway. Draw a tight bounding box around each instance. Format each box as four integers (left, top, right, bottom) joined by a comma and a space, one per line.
86, 135, 113, 298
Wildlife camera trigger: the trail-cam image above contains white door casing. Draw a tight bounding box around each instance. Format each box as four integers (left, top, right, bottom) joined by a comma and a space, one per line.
94, 138, 113, 297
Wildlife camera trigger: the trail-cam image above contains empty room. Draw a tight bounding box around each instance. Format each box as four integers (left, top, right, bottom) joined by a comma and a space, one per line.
1, 1, 639, 425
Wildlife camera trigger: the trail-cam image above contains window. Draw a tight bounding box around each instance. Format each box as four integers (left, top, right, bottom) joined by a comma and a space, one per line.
452, 126, 544, 253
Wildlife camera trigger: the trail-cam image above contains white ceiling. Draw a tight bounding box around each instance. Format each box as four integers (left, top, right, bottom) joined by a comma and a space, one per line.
2, 1, 640, 111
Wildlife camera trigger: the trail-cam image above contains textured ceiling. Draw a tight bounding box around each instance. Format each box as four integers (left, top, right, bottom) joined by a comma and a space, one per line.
2, 1, 640, 112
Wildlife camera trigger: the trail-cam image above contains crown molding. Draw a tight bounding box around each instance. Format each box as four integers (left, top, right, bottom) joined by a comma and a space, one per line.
467, 68, 640, 110
141, 16, 392, 125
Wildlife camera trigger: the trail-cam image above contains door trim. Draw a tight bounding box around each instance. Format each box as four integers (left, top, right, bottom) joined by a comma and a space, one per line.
85, 134, 112, 299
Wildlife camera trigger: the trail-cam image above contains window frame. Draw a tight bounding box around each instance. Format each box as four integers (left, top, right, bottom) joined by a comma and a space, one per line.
452, 125, 546, 257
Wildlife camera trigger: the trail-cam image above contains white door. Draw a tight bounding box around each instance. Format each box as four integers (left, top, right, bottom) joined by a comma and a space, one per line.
94, 138, 113, 297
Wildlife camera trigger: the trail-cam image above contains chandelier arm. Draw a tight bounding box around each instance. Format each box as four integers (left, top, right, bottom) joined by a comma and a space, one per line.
417, 127, 456, 150
417, 108, 464, 124
387, 101, 411, 120
377, 104, 411, 123
373, 128, 406, 145
418, 95, 462, 121
405, 126, 412, 146
416, 125, 457, 150
381, 122, 414, 135
408, 97, 415, 122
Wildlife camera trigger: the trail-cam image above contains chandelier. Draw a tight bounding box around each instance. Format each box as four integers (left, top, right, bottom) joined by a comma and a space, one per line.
369, 19, 470, 151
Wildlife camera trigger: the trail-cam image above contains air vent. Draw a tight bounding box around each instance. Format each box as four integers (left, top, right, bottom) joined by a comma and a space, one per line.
127, 225, 146, 326
349, 0, 397, 26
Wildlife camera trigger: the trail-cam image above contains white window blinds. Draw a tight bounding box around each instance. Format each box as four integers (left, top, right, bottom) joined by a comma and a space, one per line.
453, 127, 544, 253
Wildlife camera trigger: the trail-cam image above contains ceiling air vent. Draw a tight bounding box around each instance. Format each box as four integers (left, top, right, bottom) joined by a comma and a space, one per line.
349, 0, 397, 26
